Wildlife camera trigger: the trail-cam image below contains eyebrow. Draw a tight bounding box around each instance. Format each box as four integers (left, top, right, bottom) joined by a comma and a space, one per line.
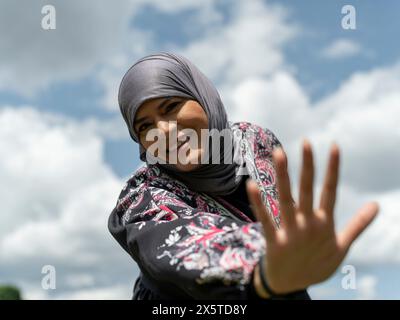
134, 98, 175, 132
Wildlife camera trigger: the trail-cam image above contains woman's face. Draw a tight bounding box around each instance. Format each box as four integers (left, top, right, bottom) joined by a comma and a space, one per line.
134, 96, 209, 172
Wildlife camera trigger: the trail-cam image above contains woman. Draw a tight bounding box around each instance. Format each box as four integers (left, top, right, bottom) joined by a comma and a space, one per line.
108, 52, 379, 299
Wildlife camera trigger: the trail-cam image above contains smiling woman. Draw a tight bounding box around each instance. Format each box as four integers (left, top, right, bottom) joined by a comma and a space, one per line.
134, 96, 209, 172
108, 52, 379, 300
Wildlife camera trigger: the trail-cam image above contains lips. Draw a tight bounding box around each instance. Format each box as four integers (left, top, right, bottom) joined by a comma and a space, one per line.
177, 136, 190, 150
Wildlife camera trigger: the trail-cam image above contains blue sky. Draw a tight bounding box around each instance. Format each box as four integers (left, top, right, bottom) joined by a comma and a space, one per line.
0, 0, 399, 299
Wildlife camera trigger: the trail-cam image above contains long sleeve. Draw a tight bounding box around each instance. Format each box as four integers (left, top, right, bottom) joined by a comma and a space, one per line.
108, 124, 311, 300
108, 174, 266, 300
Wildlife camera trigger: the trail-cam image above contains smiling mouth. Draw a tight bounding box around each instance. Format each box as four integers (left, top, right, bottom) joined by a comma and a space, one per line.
167, 136, 189, 153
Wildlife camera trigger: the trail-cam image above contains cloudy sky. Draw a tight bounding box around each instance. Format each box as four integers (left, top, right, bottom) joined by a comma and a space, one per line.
0, 0, 399, 299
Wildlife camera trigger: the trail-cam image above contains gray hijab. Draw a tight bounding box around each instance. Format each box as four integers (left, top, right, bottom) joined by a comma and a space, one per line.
118, 52, 245, 195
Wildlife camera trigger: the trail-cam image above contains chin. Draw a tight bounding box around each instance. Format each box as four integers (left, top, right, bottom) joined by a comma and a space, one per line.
174, 163, 201, 172
173, 149, 204, 172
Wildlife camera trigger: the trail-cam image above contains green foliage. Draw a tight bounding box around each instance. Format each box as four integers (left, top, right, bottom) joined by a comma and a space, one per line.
0, 285, 22, 300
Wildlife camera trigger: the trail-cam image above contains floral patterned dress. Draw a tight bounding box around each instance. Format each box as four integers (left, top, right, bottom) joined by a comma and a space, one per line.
108, 121, 310, 299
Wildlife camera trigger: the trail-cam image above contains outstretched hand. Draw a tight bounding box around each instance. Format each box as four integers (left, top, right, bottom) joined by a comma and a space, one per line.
246, 139, 379, 294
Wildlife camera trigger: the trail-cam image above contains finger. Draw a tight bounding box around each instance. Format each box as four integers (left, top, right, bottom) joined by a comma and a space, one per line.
319, 142, 340, 218
298, 139, 314, 216
246, 179, 276, 243
337, 202, 379, 253
272, 147, 296, 227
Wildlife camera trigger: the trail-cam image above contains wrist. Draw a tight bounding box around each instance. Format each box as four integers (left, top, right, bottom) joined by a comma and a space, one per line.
253, 262, 270, 299
258, 256, 284, 297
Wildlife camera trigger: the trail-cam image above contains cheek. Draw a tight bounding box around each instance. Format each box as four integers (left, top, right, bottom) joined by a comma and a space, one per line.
177, 103, 208, 130
140, 140, 151, 150
140, 134, 160, 152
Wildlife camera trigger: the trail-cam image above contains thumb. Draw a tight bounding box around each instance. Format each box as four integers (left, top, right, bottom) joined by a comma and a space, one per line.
338, 201, 379, 253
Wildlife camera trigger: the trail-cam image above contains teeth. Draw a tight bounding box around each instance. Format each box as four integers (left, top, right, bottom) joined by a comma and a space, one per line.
178, 137, 189, 147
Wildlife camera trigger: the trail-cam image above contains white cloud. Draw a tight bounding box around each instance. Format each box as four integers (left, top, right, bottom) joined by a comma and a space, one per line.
0, 0, 301, 299
321, 38, 362, 59
0, 0, 220, 100
307, 285, 339, 300
96, 31, 156, 111
64, 274, 96, 288
226, 61, 400, 268
0, 106, 138, 299
0, 0, 136, 97
313, 63, 400, 192
140, 0, 216, 14
98, 0, 300, 110
179, 0, 299, 86
345, 188, 400, 265
82, 114, 131, 140
229, 72, 312, 144
0, 107, 121, 235
55, 284, 132, 300
0, 178, 120, 263
356, 275, 378, 299
1, 0, 399, 300
228, 61, 400, 194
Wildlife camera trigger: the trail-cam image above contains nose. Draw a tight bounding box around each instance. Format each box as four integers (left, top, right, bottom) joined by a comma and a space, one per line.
156, 119, 178, 142
157, 119, 175, 133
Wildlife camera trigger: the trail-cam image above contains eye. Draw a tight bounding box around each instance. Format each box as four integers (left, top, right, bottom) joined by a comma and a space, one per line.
164, 101, 180, 113
138, 123, 151, 134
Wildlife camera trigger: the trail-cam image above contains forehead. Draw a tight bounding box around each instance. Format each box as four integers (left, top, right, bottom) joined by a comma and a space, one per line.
134, 97, 169, 120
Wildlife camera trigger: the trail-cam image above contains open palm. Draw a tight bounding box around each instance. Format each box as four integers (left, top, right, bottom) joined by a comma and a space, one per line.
246, 139, 379, 294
